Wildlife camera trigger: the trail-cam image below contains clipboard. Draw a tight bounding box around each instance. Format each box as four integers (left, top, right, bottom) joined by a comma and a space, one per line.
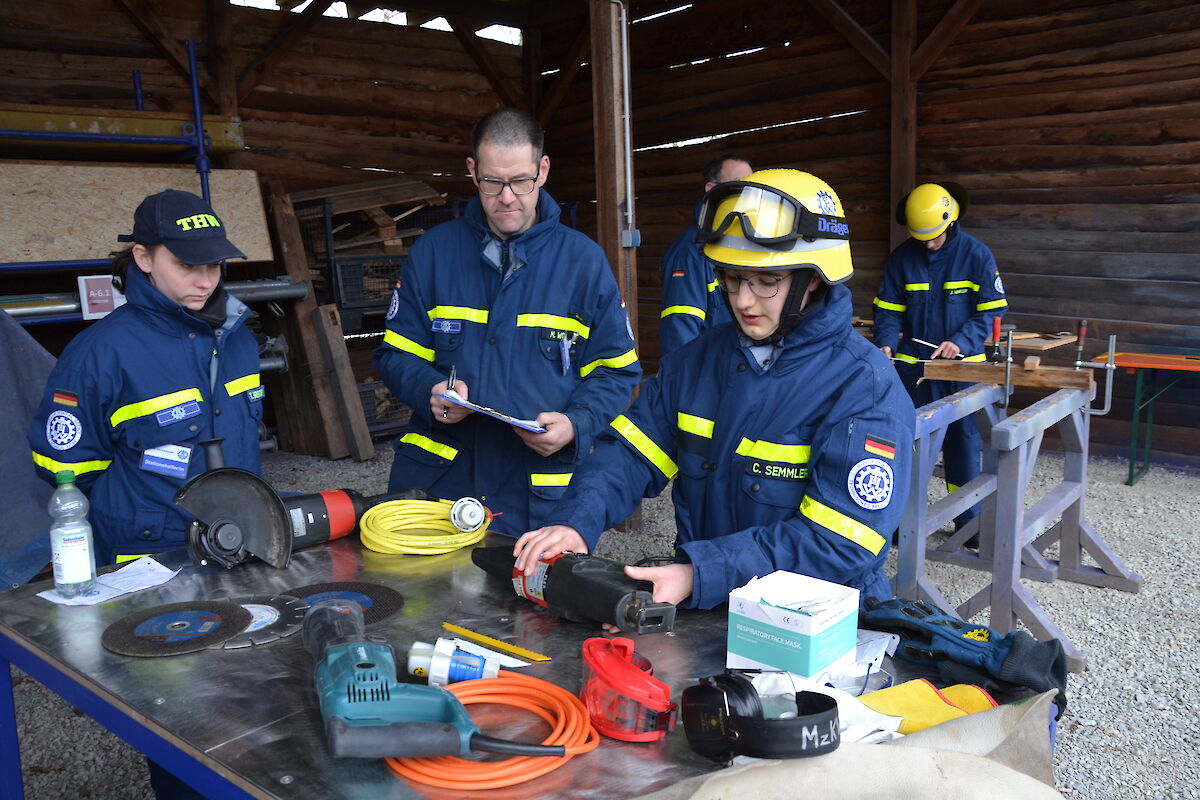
437, 390, 547, 433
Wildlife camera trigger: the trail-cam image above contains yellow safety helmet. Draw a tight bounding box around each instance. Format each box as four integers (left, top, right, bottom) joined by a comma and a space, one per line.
697, 169, 853, 284
898, 182, 969, 241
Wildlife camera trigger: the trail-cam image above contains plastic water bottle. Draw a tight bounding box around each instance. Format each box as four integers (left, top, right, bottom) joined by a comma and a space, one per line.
48, 471, 96, 598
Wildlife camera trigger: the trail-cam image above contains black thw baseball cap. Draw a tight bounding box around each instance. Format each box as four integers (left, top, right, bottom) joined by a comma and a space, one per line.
118, 189, 247, 265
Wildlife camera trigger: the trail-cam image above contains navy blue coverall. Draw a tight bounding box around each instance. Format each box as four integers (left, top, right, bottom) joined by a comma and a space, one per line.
542, 283, 915, 609
658, 203, 731, 357
373, 191, 641, 537
28, 266, 263, 565
872, 227, 1008, 528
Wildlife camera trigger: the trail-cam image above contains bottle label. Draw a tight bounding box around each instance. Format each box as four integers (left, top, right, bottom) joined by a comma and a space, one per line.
53, 533, 93, 584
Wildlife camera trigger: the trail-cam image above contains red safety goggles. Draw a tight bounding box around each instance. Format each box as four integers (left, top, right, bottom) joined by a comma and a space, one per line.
580, 637, 677, 742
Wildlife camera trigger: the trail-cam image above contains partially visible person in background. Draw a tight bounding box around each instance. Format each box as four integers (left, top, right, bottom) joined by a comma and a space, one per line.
658, 153, 753, 357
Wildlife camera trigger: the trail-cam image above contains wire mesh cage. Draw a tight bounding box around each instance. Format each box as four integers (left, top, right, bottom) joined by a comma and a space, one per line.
357, 379, 411, 439
333, 256, 405, 310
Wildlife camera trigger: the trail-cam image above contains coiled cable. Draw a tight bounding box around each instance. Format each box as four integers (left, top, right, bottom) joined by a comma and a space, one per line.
359, 498, 489, 555
385, 670, 600, 789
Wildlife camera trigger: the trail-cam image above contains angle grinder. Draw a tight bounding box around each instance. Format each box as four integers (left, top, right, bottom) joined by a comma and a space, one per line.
174, 439, 431, 569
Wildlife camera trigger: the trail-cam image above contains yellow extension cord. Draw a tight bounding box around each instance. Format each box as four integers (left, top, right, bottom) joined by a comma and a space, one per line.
358, 499, 489, 555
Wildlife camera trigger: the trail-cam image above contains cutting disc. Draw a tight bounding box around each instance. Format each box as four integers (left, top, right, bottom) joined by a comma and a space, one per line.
210, 593, 309, 649
288, 581, 403, 625
102, 601, 252, 657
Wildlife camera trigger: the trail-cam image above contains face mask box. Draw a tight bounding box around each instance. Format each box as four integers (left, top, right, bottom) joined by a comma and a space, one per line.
726, 571, 859, 678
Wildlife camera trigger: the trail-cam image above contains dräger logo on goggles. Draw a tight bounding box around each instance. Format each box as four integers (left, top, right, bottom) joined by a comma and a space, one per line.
816, 217, 849, 237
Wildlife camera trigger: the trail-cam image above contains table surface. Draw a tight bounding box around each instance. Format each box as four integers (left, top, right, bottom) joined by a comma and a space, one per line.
1092, 351, 1200, 372
0, 538, 731, 799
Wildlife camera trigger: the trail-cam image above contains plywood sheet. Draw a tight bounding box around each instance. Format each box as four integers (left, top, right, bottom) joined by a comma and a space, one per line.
0, 164, 273, 264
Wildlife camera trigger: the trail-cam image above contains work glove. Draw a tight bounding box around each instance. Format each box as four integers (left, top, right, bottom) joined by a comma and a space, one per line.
861, 597, 1067, 717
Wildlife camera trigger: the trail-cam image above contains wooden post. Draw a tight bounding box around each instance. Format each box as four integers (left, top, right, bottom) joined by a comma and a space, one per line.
588, 0, 638, 340
890, 0, 916, 251
205, 0, 238, 117
311, 304, 375, 461
263, 181, 350, 459
590, 0, 641, 533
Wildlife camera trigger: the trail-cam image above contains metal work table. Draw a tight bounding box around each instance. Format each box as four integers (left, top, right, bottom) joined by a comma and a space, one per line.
0, 538, 730, 799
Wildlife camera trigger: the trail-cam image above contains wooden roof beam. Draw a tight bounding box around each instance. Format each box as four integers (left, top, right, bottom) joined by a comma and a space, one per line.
910, 0, 984, 81
393, 1, 529, 27
447, 16, 525, 109
537, 27, 590, 128
236, 0, 334, 104
113, 0, 223, 108
205, 0, 237, 116
805, 0, 890, 81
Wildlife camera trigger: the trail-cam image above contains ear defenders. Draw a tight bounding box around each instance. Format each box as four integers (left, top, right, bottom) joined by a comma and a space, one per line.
680, 671, 840, 763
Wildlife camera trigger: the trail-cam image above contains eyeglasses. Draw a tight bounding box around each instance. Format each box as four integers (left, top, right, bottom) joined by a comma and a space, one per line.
476, 177, 538, 196
715, 269, 787, 299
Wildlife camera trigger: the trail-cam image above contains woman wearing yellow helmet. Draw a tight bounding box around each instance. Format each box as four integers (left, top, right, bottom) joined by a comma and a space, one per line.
514, 170, 915, 613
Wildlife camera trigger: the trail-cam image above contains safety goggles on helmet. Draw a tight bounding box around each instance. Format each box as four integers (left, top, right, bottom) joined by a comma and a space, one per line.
697, 181, 850, 251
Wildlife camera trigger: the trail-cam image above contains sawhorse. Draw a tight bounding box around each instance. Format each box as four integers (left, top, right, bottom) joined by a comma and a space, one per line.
893, 383, 1143, 672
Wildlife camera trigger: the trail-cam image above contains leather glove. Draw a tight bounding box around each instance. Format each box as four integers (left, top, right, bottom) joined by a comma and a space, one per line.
861, 597, 1067, 716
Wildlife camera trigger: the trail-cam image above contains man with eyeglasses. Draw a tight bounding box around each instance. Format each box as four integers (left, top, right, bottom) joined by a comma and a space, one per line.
514, 169, 914, 612
658, 153, 753, 358
374, 107, 640, 537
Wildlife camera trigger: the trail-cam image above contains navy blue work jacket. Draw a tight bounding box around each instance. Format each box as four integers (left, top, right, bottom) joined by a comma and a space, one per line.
543, 283, 915, 609
872, 228, 1008, 363
28, 267, 263, 564
658, 202, 731, 357
373, 190, 641, 536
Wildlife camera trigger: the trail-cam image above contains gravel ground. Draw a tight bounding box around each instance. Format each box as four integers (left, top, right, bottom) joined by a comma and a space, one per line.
11, 446, 1198, 799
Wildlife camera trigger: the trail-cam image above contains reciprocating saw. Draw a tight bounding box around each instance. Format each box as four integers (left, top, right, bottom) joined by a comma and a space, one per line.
471, 546, 676, 634
302, 599, 566, 759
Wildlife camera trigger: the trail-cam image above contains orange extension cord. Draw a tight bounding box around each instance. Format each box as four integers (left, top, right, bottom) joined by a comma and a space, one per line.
385, 669, 600, 790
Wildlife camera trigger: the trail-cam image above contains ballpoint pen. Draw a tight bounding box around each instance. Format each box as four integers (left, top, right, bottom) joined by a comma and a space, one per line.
443, 365, 456, 419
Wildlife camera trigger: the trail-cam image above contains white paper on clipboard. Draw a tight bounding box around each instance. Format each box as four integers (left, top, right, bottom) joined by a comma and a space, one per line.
437, 390, 547, 433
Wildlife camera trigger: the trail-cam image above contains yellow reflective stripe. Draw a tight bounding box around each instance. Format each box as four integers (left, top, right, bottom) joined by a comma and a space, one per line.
531, 472, 573, 487
873, 298, 906, 312
383, 330, 435, 362
115, 554, 149, 564
677, 412, 714, 438
962, 353, 987, 362
427, 305, 489, 323
707, 278, 719, 292
399, 432, 458, 461
976, 299, 1008, 311
943, 280, 980, 291
903, 283, 929, 291
224, 373, 260, 397
110, 388, 203, 427
31, 451, 112, 477
661, 305, 706, 320
894, 353, 920, 364
611, 414, 678, 479
800, 495, 886, 555
516, 314, 591, 339
735, 438, 810, 464
580, 348, 639, 378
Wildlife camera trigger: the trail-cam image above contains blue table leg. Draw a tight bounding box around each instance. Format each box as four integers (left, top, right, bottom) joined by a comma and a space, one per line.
1, 660, 25, 800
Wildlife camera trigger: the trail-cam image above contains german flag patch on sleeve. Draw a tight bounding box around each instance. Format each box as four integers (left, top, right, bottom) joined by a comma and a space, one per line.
864, 434, 896, 460
52, 389, 79, 407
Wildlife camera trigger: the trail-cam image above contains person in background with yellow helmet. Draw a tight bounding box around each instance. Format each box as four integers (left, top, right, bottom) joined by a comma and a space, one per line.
873, 182, 1008, 537
513, 169, 915, 610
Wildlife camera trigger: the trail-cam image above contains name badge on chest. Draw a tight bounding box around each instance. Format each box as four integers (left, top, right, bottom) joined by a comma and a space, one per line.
141, 443, 193, 479
155, 400, 202, 426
